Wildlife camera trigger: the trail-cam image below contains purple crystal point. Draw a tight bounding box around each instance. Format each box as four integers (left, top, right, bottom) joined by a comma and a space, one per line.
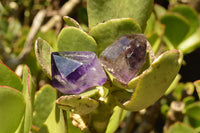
51, 51, 107, 94
100, 34, 147, 85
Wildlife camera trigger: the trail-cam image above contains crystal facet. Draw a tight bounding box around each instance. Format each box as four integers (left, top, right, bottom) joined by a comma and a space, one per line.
100, 34, 147, 85
51, 51, 107, 94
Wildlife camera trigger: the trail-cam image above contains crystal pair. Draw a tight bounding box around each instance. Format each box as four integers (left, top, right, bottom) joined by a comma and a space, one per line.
51, 34, 147, 94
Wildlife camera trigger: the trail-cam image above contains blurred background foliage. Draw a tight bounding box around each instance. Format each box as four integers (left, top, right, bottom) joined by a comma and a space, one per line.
0, 0, 200, 132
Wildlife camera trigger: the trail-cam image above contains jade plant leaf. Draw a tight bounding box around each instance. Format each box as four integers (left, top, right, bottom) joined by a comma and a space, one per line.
0, 62, 22, 91
20, 65, 35, 133
56, 95, 99, 115
166, 122, 198, 133
147, 32, 162, 53
186, 102, 200, 121
112, 50, 182, 111
171, 5, 199, 37
106, 106, 127, 133
160, 13, 190, 49
38, 104, 66, 133
87, 0, 153, 31
0, 86, 25, 133
178, 28, 200, 54
154, 4, 167, 18
63, 16, 81, 29
194, 80, 200, 99
89, 18, 142, 54
145, 13, 156, 35
57, 27, 97, 53
33, 84, 57, 128
35, 38, 54, 78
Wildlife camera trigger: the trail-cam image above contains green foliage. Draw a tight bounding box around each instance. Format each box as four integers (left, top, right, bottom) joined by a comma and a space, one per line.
19, 65, 35, 133
0, 62, 22, 91
106, 106, 127, 133
35, 38, 54, 78
56, 95, 99, 115
57, 27, 97, 53
38, 104, 66, 133
0, 86, 25, 133
161, 13, 190, 48
166, 122, 198, 133
87, 0, 153, 31
33, 84, 57, 128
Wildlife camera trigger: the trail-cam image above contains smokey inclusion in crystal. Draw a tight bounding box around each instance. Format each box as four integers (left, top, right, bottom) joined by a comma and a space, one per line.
51, 51, 107, 94
100, 34, 147, 85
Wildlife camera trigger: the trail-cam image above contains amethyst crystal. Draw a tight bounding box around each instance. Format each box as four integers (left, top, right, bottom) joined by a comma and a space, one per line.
100, 34, 147, 85
51, 51, 107, 94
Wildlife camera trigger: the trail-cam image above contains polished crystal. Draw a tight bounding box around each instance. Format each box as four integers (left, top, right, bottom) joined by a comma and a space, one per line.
100, 34, 147, 85
51, 51, 107, 94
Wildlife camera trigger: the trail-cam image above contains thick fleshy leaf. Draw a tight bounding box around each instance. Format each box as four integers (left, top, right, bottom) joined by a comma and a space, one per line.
38, 104, 66, 133
63, 16, 81, 29
87, 0, 153, 31
147, 32, 161, 53
56, 95, 99, 115
20, 65, 35, 133
106, 106, 127, 133
113, 50, 182, 111
165, 74, 181, 95
0, 62, 22, 91
186, 102, 200, 121
89, 18, 142, 54
0, 86, 25, 133
166, 122, 197, 133
35, 38, 54, 78
178, 28, 200, 54
154, 4, 167, 18
57, 27, 97, 53
160, 13, 190, 48
194, 80, 200, 99
171, 5, 199, 37
33, 84, 57, 128
145, 13, 156, 35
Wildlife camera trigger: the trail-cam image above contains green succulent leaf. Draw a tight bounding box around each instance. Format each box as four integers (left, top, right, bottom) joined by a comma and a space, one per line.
106, 106, 127, 133
154, 4, 167, 18
113, 50, 183, 111
147, 32, 162, 53
33, 84, 57, 128
165, 74, 181, 95
56, 95, 99, 115
166, 122, 198, 133
0, 62, 22, 91
183, 96, 195, 106
35, 38, 54, 78
194, 80, 200, 99
20, 65, 35, 133
160, 13, 190, 49
0, 86, 25, 133
178, 28, 200, 54
89, 18, 142, 54
171, 5, 199, 37
87, 0, 153, 31
145, 13, 156, 35
57, 27, 97, 53
186, 102, 200, 121
38, 104, 66, 133
63, 16, 81, 29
